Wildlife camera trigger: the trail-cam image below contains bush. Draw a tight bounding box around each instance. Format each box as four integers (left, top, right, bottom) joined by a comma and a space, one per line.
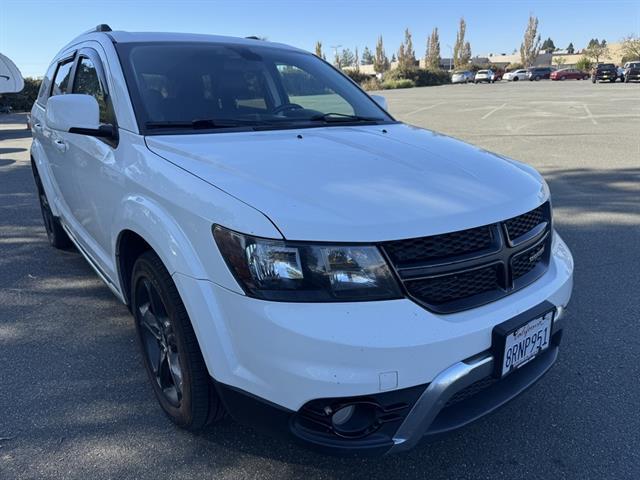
343, 69, 372, 85
381, 78, 415, 89
361, 77, 382, 91
385, 67, 450, 87
506, 62, 524, 71
0, 77, 41, 112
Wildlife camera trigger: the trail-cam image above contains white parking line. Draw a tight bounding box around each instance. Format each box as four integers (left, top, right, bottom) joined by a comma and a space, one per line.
583, 104, 598, 125
481, 103, 507, 120
404, 102, 446, 116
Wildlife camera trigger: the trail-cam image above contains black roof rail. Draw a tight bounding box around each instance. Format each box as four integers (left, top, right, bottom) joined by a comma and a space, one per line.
95, 24, 112, 32
245, 36, 261, 40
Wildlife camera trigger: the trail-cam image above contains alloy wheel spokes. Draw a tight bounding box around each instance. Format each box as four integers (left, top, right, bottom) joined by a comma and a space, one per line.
136, 276, 184, 407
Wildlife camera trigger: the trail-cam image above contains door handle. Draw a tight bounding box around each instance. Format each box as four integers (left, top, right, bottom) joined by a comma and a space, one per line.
33, 123, 43, 131
54, 139, 68, 153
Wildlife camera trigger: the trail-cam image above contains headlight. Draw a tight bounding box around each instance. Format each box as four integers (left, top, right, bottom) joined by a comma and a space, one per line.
213, 225, 402, 302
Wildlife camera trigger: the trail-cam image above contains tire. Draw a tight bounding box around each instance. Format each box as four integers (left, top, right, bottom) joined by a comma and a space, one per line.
31, 160, 72, 249
560, 76, 565, 81
625, 76, 630, 83
513, 76, 519, 82
535, 76, 541, 81
131, 250, 224, 430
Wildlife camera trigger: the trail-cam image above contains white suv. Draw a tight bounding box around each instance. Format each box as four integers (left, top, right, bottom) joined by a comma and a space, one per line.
30, 26, 573, 455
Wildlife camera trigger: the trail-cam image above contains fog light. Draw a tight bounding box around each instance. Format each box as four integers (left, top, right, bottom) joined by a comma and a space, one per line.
329, 403, 380, 438
331, 405, 355, 426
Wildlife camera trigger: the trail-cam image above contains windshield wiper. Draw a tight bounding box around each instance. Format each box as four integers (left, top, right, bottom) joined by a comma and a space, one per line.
145, 118, 267, 130
309, 113, 384, 123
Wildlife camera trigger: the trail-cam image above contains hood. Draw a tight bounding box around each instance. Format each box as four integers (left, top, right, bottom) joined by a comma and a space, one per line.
146, 123, 548, 242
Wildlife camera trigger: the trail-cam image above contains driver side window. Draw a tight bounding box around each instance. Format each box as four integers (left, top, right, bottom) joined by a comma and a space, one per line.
276, 64, 354, 115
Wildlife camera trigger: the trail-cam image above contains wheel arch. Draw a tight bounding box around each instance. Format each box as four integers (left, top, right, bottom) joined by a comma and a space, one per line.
113, 195, 210, 306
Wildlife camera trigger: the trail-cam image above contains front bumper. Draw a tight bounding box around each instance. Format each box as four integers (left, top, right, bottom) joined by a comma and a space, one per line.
213, 307, 563, 455
173, 232, 573, 453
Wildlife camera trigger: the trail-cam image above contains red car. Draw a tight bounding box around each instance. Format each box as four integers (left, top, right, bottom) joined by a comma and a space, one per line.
551, 68, 589, 80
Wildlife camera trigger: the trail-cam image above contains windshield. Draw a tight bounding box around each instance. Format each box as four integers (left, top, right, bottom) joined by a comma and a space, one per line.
116, 42, 393, 133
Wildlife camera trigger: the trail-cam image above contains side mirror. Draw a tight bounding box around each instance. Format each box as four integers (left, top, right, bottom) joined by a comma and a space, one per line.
45, 94, 115, 138
370, 94, 388, 111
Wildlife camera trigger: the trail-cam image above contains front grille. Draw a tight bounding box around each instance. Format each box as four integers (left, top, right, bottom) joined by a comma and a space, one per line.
504, 205, 544, 241
405, 264, 501, 306
384, 226, 494, 266
382, 202, 551, 313
512, 241, 546, 279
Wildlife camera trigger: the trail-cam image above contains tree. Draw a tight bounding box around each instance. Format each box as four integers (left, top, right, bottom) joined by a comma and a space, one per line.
585, 39, 609, 64
520, 15, 541, 67
354, 47, 360, 72
553, 56, 566, 69
425, 27, 441, 70
462, 41, 472, 65
587, 38, 600, 48
567, 42, 575, 54
361, 46, 374, 65
403, 28, 416, 68
541, 37, 556, 51
374, 36, 390, 74
620, 35, 640, 62
453, 17, 469, 68
391, 53, 397, 63
576, 56, 593, 72
397, 43, 406, 68
314, 41, 325, 59
339, 48, 356, 68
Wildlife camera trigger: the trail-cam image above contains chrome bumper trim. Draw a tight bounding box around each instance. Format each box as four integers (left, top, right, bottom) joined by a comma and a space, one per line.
389, 345, 559, 453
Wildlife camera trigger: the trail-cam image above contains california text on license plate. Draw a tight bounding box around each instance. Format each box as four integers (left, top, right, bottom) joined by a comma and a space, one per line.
500, 311, 553, 377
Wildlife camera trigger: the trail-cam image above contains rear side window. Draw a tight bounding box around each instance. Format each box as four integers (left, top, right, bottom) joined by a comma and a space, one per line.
72, 57, 112, 124
36, 62, 58, 106
50, 59, 74, 97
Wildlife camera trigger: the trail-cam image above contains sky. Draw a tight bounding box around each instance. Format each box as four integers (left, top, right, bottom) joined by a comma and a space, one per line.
1, 0, 639, 77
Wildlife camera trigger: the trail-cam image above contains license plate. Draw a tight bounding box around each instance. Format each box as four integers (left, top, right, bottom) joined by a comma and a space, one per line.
494, 310, 554, 377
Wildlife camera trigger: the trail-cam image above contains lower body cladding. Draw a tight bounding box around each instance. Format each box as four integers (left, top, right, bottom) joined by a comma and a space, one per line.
173, 233, 573, 455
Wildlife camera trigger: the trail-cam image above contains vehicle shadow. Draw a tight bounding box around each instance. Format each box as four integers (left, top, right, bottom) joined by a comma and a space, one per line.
0, 161, 638, 479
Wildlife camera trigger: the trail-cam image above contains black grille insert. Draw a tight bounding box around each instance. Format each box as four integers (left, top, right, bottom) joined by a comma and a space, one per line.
505, 205, 544, 241
382, 202, 551, 314
384, 226, 494, 266
405, 264, 501, 306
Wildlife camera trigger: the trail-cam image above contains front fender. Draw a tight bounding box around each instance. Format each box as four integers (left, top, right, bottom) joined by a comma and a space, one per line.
114, 194, 208, 280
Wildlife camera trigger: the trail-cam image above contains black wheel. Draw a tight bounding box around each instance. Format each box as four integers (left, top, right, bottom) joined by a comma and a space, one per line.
513, 76, 519, 82
592, 77, 596, 84
31, 160, 71, 249
625, 76, 630, 83
535, 75, 541, 81
132, 250, 224, 430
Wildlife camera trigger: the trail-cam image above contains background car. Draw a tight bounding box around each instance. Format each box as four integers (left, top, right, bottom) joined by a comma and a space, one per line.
503, 69, 528, 81
474, 69, 495, 83
451, 70, 474, 84
623, 61, 640, 82
550, 68, 589, 80
591, 63, 618, 83
527, 67, 554, 81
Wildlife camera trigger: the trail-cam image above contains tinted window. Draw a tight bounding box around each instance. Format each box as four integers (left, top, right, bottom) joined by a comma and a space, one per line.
36, 62, 58, 106
51, 59, 74, 97
72, 57, 112, 124
117, 42, 392, 132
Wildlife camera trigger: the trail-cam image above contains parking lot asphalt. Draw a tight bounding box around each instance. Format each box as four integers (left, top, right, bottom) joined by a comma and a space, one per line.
1, 80, 639, 480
